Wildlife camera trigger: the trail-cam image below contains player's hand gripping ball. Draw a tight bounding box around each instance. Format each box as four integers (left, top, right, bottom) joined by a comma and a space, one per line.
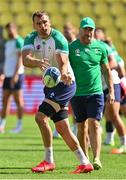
43, 67, 61, 88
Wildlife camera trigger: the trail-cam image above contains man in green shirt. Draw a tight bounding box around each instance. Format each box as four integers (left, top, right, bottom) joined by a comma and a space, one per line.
69, 17, 114, 170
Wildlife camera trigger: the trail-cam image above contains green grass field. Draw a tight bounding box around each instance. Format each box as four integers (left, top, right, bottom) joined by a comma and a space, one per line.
0, 114, 126, 179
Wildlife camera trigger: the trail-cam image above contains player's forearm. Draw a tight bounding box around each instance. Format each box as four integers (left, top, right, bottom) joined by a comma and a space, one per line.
56, 53, 68, 75
23, 55, 41, 68
59, 63, 68, 75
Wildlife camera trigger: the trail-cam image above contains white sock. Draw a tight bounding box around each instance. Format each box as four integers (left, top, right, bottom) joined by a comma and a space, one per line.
120, 135, 126, 146
74, 147, 89, 165
0, 118, 6, 128
45, 147, 54, 163
105, 132, 115, 143
16, 119, 22, 128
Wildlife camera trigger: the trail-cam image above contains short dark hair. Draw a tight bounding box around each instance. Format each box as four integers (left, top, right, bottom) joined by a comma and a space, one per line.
32, 11, 49, 22
95, 27, 105, 32
5, 22, 17, 29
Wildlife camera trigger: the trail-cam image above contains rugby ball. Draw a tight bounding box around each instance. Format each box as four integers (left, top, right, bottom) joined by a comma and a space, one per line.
43, 67, 61, 88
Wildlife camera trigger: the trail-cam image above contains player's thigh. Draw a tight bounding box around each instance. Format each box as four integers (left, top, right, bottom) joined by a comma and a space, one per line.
12, 90, 24, 105
86, 94, 104, 121
71, 96, 87, 122
105, 101, 120, 119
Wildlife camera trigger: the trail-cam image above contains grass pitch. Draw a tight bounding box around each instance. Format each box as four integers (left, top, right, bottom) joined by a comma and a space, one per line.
0, 114, 126, 179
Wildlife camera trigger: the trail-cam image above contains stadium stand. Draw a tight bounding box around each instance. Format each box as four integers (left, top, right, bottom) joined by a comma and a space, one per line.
60, 2, 76, 16
109, 2, 125, 17
105, 27, 118, 42
10, 1, 26, 15
115, 15, 126, 30
14, 14, 31, 27
120, 29, 126, 43
0, 2, 10, 14
93, 2, 109, 17
0, 0, 126, 75
27, 1, 44, 14
97, 15, 114, 28
64, 14, 80, 28
76, 2, 94, 17
0, 13, 13, 26
50, 13, 64, 31
44, 1, 60, 16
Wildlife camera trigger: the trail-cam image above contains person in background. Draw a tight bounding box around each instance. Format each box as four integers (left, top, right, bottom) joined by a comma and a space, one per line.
0, 25, 5, 95
69, 17, 114, 170
95, 28, 126, 154
53, 22, 78, 138
22, 11, 94, 174
0, 22, 24, 134
104, 36, 126, 118
0, 26, 5, 75
63, 22, 77, 42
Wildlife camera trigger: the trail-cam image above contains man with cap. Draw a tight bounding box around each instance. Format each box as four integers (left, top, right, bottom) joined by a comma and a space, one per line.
69, 17, 115, 170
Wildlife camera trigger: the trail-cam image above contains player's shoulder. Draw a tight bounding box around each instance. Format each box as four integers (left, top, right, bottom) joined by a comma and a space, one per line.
51, 28, 67, 43
93, 39, 108, 51
16, 35, 24, 40
25, 31, 38, 40
92, 39, 103, 46
24, 31, 38, 44
15, 35, 24, 48
16, 35, 24, 43
69, 39, 79, 49
96, 40, 109, 49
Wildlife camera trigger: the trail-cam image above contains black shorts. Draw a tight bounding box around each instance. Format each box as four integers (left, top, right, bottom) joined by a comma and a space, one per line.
3, 74, 24, 90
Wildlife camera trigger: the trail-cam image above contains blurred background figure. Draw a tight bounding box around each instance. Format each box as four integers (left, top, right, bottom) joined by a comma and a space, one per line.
104, 36, 126, 118
0, 22, 24, 134
53, 22, 78, 138
63, 22, 77, 42
0, 26, 5, 76
0, 25, 5, 88
95, 28, 126, 154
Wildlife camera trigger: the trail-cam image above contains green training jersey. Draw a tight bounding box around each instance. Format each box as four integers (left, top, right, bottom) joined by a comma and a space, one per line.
111, 43, 124, 64
69, 39, 108, 96
99, 41, 113, 56
22, 28, 75, 79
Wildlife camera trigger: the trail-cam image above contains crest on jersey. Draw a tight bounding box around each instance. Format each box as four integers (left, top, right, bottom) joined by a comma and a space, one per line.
85, 48, 90, 53
95, 48, 102, 55
75, 49, 80, 56
48, 46, 51, 52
